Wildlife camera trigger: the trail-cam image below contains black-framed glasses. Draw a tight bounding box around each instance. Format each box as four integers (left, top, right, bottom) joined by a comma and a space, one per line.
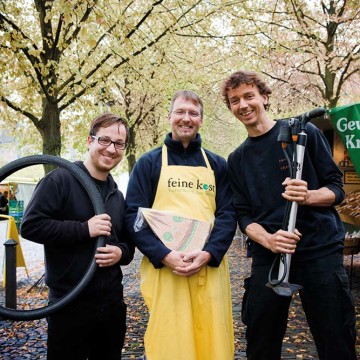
91, 136, 127, 150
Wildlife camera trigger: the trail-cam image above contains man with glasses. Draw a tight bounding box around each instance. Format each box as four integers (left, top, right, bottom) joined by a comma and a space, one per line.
21, 113, 135, 360
125, 90, 237, 359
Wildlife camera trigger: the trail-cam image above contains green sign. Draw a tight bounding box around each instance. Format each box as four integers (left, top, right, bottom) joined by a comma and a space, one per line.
329, 103, 360, 177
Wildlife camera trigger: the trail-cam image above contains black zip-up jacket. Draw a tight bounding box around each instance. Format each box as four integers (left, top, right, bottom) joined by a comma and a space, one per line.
21, 161, 135, 306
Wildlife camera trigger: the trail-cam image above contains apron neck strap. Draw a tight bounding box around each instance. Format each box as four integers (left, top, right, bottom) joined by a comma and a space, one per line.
161, 145, 211, 169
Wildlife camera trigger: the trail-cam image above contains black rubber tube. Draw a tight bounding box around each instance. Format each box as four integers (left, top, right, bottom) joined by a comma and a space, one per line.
0, 155, 105, 320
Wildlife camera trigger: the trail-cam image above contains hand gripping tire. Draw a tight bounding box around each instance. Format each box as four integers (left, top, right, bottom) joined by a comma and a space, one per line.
0, 155, 106, 320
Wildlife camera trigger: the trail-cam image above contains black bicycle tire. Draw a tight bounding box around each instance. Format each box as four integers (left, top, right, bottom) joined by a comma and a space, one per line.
0, 155, 105, 320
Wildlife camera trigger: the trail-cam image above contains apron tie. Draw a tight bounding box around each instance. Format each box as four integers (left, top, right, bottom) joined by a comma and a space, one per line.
198, 266, 207, 285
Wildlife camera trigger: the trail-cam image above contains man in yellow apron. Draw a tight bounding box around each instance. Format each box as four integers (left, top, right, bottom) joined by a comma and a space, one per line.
125, 90, 237, 360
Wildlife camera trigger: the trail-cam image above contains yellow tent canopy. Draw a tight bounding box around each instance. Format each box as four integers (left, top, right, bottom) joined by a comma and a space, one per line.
1, 215, 28, 286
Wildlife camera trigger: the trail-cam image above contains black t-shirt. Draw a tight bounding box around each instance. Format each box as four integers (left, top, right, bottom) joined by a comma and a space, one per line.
94, 178, 109, 202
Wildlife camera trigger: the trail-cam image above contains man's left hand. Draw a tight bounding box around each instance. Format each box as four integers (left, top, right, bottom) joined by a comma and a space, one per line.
282, 177, 308, 205
95, 244, 122, 267
173, 250, 212, 277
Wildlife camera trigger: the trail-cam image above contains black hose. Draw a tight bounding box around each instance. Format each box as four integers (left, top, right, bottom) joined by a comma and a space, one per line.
0, 155, 105, 320
268, 253, 288, 286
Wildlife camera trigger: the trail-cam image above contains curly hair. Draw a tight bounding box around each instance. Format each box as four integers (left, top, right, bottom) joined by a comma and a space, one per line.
220, 70, 272, 110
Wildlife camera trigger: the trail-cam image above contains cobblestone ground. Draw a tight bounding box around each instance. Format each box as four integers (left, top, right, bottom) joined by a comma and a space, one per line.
0, 238, 359, 359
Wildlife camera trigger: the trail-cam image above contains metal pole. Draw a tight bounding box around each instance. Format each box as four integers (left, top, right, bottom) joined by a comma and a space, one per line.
277, 131, 307, 284
4, 238, 17, 309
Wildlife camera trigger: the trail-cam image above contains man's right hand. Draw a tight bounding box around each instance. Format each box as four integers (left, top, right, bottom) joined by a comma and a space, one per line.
245, 222, 301, 254
267, 229, 301, 254
88, 214, 112, 237
162, 250, 186, 270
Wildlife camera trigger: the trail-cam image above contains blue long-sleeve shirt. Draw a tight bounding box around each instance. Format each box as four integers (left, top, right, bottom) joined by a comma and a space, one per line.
125, 133, 237, 268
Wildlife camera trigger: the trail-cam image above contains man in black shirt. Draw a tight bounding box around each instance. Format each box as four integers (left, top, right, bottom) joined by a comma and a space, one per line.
221, 70, 356, 360
21, 113, 135, 360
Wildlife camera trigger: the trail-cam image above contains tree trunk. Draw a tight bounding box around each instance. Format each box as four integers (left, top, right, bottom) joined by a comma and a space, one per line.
127, 152, 136, 175
126, 131, 137, 174
38, 98, 61, 174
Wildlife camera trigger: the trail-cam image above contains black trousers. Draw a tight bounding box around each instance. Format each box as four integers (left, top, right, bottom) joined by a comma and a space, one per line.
47, 300, 127, 360
242, 252, 357, 360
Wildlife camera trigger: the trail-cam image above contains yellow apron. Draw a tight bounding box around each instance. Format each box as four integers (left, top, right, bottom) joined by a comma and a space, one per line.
140, 145, 234, 360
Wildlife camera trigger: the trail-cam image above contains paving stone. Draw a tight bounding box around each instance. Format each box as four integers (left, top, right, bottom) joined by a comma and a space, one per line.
0, 238, 359, 359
